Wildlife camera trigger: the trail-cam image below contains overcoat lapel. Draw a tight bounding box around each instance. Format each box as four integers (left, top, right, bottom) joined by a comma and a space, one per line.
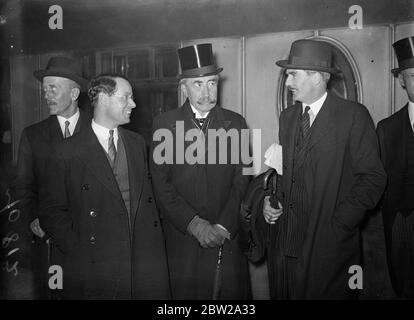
120, 128, 144, 226
284, 103, 301, 192
389, 104, 408, 171
73, 125, 125, 209
293, 93, 335, 173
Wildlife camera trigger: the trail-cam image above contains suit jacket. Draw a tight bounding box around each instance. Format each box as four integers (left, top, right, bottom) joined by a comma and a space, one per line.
39, 125, 171, 299
14, 108, 90, 225
150, 100, 251, 299
270, 92, 386, 299
376, 104, 411, 254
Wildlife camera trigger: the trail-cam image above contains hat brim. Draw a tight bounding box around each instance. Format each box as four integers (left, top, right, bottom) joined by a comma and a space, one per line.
276, 60, 340, 74
391, 66, 414, 75
34, 70, 88, 91
177, 67, 223, 80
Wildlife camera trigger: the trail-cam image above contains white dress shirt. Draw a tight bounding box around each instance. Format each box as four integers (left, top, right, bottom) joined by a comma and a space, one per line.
190, 104, 210, 119
302, 91, 328, 127
91, 120, 119, 153
408, 101, 414, 133
57, 109, 80, 137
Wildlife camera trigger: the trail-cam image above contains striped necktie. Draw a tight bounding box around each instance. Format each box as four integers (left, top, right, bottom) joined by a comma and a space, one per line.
302, 106, 311, 140
108, 129, 116, 168
64, 120, 71, 138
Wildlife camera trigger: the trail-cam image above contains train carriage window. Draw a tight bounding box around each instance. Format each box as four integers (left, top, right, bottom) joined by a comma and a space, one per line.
277, 37, 362, 113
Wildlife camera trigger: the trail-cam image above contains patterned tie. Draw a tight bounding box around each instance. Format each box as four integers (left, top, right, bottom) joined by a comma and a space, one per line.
108, 129, 116, 168
197, 118, 206, 127
302, 106, 311, 140
64, 120, 71, 138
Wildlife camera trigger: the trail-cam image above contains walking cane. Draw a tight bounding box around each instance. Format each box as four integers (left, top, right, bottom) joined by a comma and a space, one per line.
212, 245, 224, 300
46, 237, 53, 299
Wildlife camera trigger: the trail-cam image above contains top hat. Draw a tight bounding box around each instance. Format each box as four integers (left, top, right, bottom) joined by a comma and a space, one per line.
34, 57, 88, 91
177, 43, 223, 79
391, 36, 414, 74
276, 39, 340, 74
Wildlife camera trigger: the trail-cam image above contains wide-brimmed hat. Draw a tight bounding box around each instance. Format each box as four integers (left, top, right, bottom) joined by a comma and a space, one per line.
391, 36, 414, 74
276, 39, 340, 74
177, 43, 223, 79
33, 57, 88, 90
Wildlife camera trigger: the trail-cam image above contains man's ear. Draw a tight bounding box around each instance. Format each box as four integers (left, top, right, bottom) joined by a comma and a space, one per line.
398, 72, 406, 89
180, 82, 188, 99
71, 87, 80, 101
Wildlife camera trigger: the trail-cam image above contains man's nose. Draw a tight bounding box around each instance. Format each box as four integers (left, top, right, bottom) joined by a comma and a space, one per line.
129, 98, 136, 108
286, 75, 292, 87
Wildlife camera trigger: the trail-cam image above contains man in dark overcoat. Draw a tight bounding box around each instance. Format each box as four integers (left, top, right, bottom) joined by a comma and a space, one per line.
150, 44, 251, 299
263, 39, 386, 299
377, 36, 414, 299
39, 74, 170, 299
14, 57, 90, 298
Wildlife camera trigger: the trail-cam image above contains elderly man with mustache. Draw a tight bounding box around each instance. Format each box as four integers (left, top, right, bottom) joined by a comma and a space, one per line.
14, 57, 90, 298
150, 43, 251, 299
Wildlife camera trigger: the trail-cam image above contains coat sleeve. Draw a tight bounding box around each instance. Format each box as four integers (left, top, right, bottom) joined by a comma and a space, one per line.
150, 116, 198, 234
333, 106, 387, 230
14, 129, 37, 224
38, 147, 78, 254
216, 117, 251, 237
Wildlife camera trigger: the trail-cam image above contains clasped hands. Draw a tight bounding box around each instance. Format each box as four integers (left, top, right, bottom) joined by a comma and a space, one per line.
187, 216, 230, 248
262, 196, 283, 224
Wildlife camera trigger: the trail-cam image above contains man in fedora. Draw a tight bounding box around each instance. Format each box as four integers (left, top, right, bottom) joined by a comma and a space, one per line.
377, 36, 414, 299
14, 56, 91, 298
263, 39, 386, 299
150, 43, 251, 299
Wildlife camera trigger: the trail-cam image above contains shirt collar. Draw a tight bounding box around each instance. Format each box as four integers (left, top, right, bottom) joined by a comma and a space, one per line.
190, 103, 209, 119
408, 101, 414, 129
302, 91, 328, 117
91, 119, 118, 140
56, 109, 80, 135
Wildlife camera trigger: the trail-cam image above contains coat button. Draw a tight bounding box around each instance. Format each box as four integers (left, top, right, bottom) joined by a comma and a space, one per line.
154, 220, 158, 227
289, 203, 293, 209
89, 236, 96, 244
292, 178, 295, 183
82, 184, 90, 190
90, 210, 97, 218
148, 197, 153, 203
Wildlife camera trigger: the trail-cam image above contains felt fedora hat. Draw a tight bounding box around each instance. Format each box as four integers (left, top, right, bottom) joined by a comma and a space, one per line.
276, 39, 340, 74
34, 57, 88, 90
391, 36, 414, 74
177, 43, 223, 79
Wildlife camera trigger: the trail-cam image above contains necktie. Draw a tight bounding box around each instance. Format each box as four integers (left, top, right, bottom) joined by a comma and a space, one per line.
108, 129, 116, 168
196, 118, 206, 127
302, 106, 311, 140
64, 120, 71, 138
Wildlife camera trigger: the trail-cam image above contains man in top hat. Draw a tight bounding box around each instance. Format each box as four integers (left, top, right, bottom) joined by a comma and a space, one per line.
38, 74, 170, 299
263, 39, 386, 299
14, 56, 91, 299
377, 36, 414, 299
150, 43, 251, 299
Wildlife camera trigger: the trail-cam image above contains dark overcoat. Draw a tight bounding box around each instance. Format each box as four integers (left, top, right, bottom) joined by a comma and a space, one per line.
15, 109, 90, 223
269, 92, 386, 299
39, 125, 171, 299
376, 104, 411, 291
150, 100, 251, 299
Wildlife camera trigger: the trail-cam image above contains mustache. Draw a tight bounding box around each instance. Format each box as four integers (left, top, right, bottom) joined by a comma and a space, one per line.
197, 97, 217, 105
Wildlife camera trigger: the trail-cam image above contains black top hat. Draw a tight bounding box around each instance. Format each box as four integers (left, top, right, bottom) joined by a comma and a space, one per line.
33, 57, 88, 91
276, 39, 340, 74
177, 43, 223, 79
391, 36, 414, 74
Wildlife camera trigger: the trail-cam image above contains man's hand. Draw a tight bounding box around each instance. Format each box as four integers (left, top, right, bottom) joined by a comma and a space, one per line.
263, 196, 283, 224
30, 218, 45, 238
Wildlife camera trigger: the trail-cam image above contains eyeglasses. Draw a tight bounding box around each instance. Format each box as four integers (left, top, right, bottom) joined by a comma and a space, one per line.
112, 93, 134, 102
